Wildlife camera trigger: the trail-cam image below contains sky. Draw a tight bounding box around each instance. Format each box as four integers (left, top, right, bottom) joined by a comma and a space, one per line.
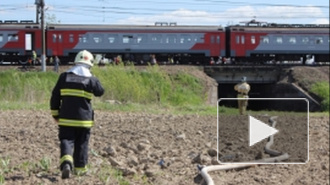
1, 0, 329, 26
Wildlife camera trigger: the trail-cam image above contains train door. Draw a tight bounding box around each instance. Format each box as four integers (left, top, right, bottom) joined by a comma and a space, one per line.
24, 32, 35, 64
51, 32, 63, 56
25, 32, 34, 53
230, 30, 247, 61
236, 33, 246, 57
209, 33, 221, 57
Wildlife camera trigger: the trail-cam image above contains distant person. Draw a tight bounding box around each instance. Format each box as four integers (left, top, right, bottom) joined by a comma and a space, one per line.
50, 50, 104, 179
210, 57, 215, 65
150, 54, 157, 65
54, 56, 60, 73
32, 50, 37, 65
234, 76, 250, 115
115, 55, 122, 65
49, 56, 54, 65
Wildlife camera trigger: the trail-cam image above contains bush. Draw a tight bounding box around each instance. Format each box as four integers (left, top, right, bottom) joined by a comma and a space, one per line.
311, 81, 329, 112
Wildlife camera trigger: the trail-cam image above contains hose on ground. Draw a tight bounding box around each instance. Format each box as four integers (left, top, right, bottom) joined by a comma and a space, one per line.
199, 116, 289, 185
264, 116, 283, 156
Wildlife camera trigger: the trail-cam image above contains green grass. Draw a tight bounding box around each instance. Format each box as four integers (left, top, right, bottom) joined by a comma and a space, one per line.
0, 65, 210, 114
0, 66, 328, 116
310, 81, 329, 112
0, 69, 58, 107
92, 64, 205, 106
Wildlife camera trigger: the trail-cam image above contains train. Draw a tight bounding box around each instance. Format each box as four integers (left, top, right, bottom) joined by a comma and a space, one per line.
0, 19, 329, 65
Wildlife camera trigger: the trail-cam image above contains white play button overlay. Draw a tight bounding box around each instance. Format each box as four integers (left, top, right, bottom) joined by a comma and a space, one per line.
249, 116, 278, 147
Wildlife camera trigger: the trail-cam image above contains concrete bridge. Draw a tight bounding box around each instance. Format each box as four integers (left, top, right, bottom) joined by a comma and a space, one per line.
203, 65, 286, 84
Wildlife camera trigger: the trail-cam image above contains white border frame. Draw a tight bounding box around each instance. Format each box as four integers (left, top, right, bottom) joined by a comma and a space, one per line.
217, 98, 309, 164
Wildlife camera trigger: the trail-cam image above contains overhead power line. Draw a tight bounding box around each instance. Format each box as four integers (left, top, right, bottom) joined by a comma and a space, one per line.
1, 1, 328, 24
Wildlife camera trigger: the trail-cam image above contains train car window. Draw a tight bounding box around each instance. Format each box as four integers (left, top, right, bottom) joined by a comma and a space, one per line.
192, 34, 201, 43
123, 36, 130, 44
8, 34, 18, 42
261, 36, 269, 44
0, 34, 3, 42
251, 36, 256, 44
276, 37, 283, 44
53, 34, 57, 43
180, 37, 185, 44
69, 34, 74, 43
93, 35, 102, 43
315, 37, 323, 44
137, 35, 145, 44
180, 35, 191, 44
94, 37, 101, 43
236, 35, 240, 44
216, 36, 220, 44
123, 37, 129, 43
289, 37, 296, 44
79, 34, 88, 43
107, 35, 117, 43
151, 35, 161, 43
58, 34, 62, 43
241, 35, 245, 44
108, 37, 115, 43
198, 35, 204, 43
211, 36, 215, 44
302, 37, 309, 44
166, 35, 176, 44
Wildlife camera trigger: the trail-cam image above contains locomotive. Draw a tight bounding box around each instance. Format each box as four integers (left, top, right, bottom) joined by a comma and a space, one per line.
0, 20, 329, 65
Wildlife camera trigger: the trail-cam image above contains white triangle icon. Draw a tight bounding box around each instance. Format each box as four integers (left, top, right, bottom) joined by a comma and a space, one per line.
249, 116, 278, 147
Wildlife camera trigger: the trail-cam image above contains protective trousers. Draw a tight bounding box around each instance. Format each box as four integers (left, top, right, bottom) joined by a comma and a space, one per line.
59, 126, 90, 173
237, 94, 248, 115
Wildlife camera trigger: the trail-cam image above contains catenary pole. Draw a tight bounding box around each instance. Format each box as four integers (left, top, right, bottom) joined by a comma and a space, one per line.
40, 0, 46, 72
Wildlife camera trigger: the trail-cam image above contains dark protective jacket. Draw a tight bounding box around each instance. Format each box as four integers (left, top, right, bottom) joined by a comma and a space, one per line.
50, 71, 104, 128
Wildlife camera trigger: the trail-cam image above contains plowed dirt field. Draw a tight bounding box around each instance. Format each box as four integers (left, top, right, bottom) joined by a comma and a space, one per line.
0, 65, 329, 185
0, 111, 329, 185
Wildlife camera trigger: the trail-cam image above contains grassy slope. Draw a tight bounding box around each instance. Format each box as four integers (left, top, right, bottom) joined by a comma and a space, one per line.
0, 65, 328, 114
0, 65, 216, 115
291, 66, 329, 111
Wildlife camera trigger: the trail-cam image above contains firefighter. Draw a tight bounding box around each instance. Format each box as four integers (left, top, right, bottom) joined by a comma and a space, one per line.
234, 76, 250, 115
50, 50, 104, 179
32, 50, 37, 65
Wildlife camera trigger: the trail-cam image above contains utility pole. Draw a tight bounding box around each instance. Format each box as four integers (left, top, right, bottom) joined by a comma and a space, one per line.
35, 0, 46, 72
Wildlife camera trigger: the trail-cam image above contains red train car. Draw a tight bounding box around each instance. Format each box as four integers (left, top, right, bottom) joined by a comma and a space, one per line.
1, 20, 328, 65
226, 20, 330, 64
0, 21, 42, 64
46, 23, 226, 64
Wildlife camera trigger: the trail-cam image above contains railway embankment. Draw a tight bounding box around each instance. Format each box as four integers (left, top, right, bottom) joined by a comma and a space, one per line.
0, 64, 328, 112
285, 66, 329, 111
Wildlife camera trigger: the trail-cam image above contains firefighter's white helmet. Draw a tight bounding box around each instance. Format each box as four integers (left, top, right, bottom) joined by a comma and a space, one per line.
241, 76, 247, 82
74, 50, 94, 67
